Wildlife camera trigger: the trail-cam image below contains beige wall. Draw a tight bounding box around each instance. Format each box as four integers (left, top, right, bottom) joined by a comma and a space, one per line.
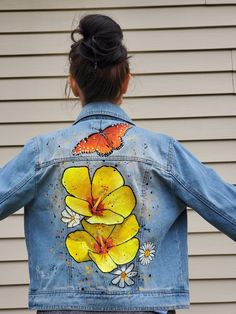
0, 1, 236, 313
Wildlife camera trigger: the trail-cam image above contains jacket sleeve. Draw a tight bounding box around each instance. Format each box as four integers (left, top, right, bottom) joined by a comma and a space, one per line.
0, 137, 37, 220
168, 137, 236, 241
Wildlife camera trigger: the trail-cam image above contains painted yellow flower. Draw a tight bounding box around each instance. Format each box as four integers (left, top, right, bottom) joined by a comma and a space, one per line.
62, 166, 136, 225
66, 214, 140, 272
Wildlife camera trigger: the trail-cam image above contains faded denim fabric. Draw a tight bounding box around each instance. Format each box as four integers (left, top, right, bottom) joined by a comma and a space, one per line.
0, 101, 235, 312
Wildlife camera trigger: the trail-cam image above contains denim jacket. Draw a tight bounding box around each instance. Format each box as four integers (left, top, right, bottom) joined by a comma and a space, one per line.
0, 101, 236, 312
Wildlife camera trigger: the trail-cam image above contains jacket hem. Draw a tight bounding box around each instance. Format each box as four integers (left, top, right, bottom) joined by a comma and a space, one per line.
29, 290, 190, 311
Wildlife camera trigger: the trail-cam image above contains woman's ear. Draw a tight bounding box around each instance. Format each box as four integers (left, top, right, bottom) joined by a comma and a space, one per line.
121, 72, 131, 95
68, 75, 80, 97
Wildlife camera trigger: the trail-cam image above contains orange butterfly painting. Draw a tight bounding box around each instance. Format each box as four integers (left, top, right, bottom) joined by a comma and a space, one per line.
73, 123, 131, 157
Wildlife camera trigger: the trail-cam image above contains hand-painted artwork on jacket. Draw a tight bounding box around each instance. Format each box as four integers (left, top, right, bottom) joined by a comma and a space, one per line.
61, 165, 140, 273
72, 123, 131, 156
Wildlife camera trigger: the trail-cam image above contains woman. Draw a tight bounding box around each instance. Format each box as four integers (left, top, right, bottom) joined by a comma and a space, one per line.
0, 14, 235, 314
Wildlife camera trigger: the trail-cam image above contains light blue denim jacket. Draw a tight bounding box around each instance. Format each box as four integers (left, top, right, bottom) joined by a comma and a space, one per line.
0, 102, 236, 312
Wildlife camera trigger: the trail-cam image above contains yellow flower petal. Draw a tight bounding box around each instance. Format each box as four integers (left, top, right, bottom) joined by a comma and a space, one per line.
86, 209, 124, 225
62, 167, 91, 201
102, 186, 136, 218
66, 230, 96, 263
65, 196, 92, 217
92, 166, 124, 202
108, 214, 140, 246
89, 251, 117, 273
81, 219, 114, 241
108, 238, 139, 265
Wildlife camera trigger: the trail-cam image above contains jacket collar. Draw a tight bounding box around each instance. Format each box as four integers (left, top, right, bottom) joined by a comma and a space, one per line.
73, 101, 135, 126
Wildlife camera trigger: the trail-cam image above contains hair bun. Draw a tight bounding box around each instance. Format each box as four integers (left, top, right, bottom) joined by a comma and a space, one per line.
70, 14, 128, 68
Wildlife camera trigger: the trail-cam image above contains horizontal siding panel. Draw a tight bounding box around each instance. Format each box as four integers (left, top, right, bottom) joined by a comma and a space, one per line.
233, 49, 236, 70
1, 28, 236, 56
207, 0, 236, 3
1, 7, 236, 33
182, 140, 236, 163
0, 74, 234, 100
1, 95, 236, 123
0, 311, 35, 314
178, 303, 236, 314
0, 50, 233, 78
189, 255, 236, 279
1, 279, 236, 308
1, 255, 236, 285
0, 100, 77, 123
0, 118, 235, 146
188, 233, 236, 255
143, 118, 236, 141
0, 0, 206, 11
0, 55, 69, 78
233, 72, 236, 90
0, 239, 27, 261
1, 233, 235, 262
188, 210, 219, 233
1, 140, 235, 166
0, 286, 28, 309
190, 279, 236, 303
0, 262, 29, 285
130, 50, 233, 74
0, 215, 24, 238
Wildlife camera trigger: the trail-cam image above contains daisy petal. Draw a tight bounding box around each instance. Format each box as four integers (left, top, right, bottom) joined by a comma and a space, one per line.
112, 269, 122, 275
124, 277, 135, 286
125, 263, 134, 273
127, 271, 138, 277
111, 275, 121, 285
61, 209, 71, 218
119, 278, 125, 288
121, 265, 126, 272
61, 217, 71, 223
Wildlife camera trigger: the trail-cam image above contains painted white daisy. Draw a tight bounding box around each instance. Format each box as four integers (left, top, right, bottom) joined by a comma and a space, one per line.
111, 263, 137, 288
61, 207, 82, 228
139, 241, 156, 265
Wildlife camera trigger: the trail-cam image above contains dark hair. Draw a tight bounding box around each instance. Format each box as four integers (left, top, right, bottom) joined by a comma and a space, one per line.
67, 14, 130, 105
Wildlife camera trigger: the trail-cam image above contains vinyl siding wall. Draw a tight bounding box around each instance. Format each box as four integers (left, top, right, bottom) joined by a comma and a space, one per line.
0, 1, 236, 313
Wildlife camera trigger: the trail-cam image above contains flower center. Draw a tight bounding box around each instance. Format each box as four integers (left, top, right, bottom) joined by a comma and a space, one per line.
93, 236, 114, 254
121, 271, 127, 279
88, 189, 108, 216
144, 249, 150, 257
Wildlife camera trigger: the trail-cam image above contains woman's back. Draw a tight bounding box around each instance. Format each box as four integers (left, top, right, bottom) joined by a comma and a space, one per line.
0, 13, 235, 314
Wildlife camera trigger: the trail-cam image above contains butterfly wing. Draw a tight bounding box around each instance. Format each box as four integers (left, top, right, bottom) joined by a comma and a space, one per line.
103, 123, 131, 150
73, 123, 131, 156
73, 132, 112, 156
